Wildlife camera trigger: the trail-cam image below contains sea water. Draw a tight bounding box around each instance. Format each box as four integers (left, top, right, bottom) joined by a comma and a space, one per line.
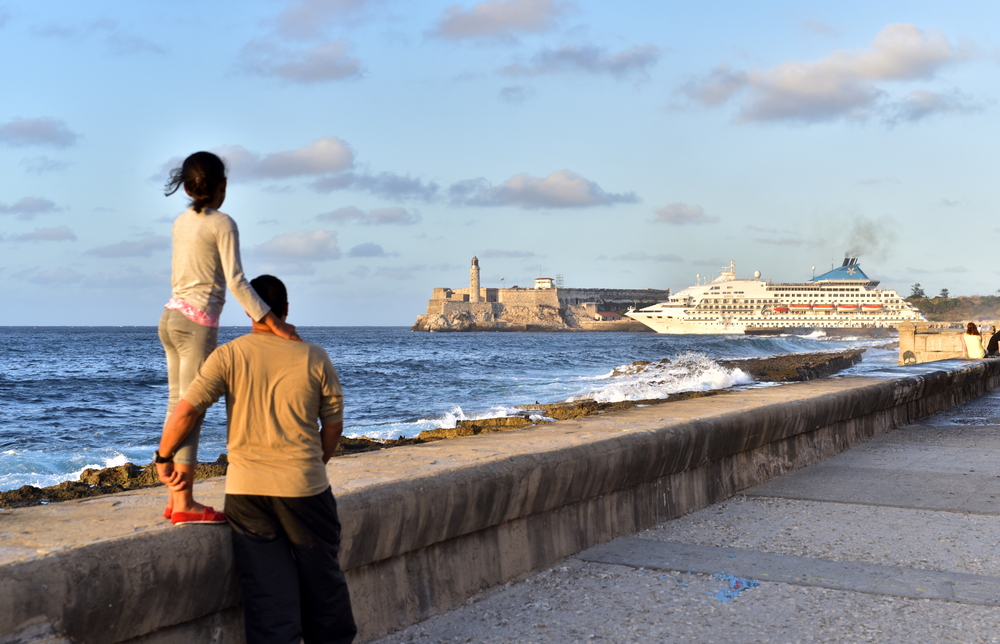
0, 326, 895, 490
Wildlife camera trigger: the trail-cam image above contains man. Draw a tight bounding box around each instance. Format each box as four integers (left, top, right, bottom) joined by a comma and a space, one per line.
987, 326, 1000, 357
156, 274, 356, 644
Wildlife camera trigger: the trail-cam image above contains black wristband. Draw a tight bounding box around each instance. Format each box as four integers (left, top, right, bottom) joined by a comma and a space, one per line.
153, 450, 174, 464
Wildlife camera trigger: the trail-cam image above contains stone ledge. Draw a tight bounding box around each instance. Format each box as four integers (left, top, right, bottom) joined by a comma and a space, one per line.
3, 359, 999, 643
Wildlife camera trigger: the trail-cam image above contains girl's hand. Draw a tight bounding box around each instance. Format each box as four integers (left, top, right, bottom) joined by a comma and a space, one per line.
156, 462, 188, 491
264, 310, 302, 341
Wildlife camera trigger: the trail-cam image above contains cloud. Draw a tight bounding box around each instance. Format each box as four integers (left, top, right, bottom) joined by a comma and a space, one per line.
0, 197, 59, 220
273, 0, 376, 39
801, 19, 839, 36
311, 171, 439, 201
677, 65, 748, 107
499, 85, 532, 102
20, 156, 71, 174
753, 237, 813, 246
13, 267, 85, 285
373, 266, 419, 280
9, 226, 77, 242
87, 235, 170, 258
611, 252, 682, 262
937, 198, 960, 207
481, 248, 538, 258
205, 137, 354, 181
238, 39, 363, 83
99, 267, 170, 288
431, 0, 570, 41
743, 224, 779, 234
254, 229, 341, 261
449, 170, 638, 209
503, 43, 660, 79
887, 89, 979, 122
652, 203, 718, 225
350, 265, 371, 278
318, 206, 422, 225
0, 118, 78, 148
347, 242, 395, 257
678, 23, 972, 123
91, 19, 166, 56
33, 19, 165, 56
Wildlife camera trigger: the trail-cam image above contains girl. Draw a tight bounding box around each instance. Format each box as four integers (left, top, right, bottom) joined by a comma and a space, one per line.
157, 151, 299, 525
963, 322, 986, 359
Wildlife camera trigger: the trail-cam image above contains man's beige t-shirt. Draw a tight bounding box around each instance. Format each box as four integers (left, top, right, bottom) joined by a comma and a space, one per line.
182, 333, 343, 497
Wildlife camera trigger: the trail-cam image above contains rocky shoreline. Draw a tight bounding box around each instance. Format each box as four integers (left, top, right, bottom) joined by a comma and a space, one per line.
0, 348, 875, 509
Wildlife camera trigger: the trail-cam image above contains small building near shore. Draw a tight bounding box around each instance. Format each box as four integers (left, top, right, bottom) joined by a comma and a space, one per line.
534, 277, 555, 289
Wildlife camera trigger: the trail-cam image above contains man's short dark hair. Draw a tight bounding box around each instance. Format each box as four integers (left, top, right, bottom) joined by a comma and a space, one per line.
251, 275, 288, 317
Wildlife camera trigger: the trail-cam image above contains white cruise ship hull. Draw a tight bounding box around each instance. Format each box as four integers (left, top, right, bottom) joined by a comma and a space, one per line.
625, 258, 924, 335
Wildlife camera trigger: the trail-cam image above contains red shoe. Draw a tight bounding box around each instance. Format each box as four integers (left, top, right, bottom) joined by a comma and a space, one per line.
172, 506, 227, 526
164, 506, 172, 520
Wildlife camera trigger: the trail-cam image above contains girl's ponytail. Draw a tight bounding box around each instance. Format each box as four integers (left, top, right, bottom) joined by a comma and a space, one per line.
164, 151, 227, 213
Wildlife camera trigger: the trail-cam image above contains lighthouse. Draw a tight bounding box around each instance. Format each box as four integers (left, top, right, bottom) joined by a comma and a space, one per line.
469, 256, 481, 303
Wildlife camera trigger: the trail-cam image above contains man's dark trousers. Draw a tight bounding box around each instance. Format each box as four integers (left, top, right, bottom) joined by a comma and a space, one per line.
226, 489, 357, 644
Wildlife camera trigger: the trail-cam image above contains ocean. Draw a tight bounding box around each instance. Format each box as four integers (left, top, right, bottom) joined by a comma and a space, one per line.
0, 326, 896, 491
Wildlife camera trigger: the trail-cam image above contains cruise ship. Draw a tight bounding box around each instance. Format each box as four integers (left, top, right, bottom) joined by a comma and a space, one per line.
625, 258, 925, 335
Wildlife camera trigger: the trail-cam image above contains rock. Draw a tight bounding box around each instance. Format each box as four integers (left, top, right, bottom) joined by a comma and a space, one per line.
719, 350, 865, 382
0, 454, 230, 510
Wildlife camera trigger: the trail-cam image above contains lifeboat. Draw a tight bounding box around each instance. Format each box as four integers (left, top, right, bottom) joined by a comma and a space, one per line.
789, 303, 812, 311
837, 304, 859, 311
862, 304, 883, 311
812, 304, 835, 311
773, 306, 789, 313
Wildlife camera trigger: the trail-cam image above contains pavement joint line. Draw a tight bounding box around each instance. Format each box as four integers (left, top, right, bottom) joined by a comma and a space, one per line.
576, 537, 1000, 607
737, 491, 1000, 516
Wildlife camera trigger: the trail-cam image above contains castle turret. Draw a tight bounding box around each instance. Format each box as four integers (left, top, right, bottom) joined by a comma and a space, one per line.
470, 256, 481, 303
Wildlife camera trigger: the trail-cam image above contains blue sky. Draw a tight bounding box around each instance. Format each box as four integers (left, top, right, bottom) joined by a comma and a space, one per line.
1, 0, 998, 326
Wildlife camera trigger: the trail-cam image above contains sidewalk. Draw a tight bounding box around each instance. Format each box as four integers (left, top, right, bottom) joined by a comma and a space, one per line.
372, 387, 1000, 644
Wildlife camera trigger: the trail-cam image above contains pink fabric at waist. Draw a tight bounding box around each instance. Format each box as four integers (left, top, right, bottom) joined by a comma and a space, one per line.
164, 298, 219, 328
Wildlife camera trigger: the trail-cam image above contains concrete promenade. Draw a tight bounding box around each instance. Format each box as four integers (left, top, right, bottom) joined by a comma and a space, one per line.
373, 385, 1000, 643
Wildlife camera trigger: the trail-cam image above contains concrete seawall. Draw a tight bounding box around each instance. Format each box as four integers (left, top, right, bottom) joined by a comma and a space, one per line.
4, 359, 1000, 643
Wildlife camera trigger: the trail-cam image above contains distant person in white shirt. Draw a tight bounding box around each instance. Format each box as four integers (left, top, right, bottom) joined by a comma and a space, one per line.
962, 322, 986, 359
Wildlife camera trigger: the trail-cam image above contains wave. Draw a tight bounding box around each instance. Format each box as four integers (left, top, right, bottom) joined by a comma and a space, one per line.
572, 352, 753, 403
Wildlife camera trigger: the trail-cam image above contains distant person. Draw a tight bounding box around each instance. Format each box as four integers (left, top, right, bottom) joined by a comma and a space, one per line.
157, 151, 300, 526
987, 327, 1000, 357
962, 322, 986, 359
156, 275, 356, 643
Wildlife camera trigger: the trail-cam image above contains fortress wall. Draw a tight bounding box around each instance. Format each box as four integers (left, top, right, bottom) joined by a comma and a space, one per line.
497, 289, 560, 308
557, 288, 671, 306
4, 359, 1000, 643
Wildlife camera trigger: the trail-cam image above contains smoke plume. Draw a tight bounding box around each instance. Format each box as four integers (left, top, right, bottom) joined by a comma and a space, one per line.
843, 215, 897, 261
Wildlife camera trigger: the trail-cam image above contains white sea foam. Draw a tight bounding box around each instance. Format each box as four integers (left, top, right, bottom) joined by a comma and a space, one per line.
570, 352, 754, 403
346, 404, 529, 441
54, 452, 132, 486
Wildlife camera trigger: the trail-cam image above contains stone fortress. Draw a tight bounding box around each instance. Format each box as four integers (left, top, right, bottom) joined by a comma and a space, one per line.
411, 256, 672, 332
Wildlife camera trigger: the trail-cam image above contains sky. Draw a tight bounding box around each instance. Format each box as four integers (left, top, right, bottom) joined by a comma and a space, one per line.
1, 0, 998, 326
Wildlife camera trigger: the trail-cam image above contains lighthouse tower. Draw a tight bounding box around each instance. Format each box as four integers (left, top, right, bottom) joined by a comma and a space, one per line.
469, 256, 481, 303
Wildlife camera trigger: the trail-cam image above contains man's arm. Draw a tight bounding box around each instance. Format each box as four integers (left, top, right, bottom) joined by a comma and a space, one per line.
320, 421, 343, 464
156, 400, 200, 490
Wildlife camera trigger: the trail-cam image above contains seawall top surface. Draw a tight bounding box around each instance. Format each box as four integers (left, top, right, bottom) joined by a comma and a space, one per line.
0, 359, 989, 569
